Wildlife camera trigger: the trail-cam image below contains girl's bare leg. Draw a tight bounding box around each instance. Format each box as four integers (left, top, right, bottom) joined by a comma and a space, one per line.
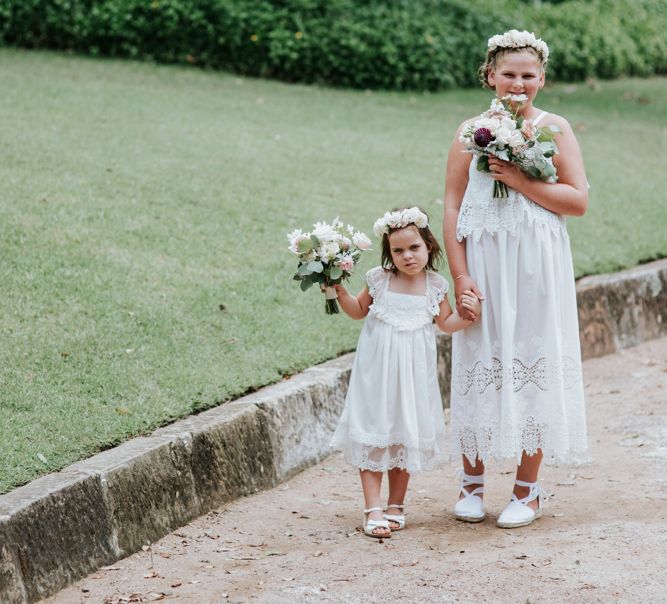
386, 468, 410, 528
460, 455, 485, 499
514, 449, 544, 511
359, 470, 390, 537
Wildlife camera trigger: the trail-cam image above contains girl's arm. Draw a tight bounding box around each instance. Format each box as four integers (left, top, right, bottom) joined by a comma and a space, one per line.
443, 124, 484, 319
434, 292, 481, 334
488, 115, 588, 216
333, 284, 372, 320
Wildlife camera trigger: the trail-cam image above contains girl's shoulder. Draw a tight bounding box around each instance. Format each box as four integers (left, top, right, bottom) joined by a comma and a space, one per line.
534, 110, 572, 133
365, 266, 390, 297
426, 271, 449, 316
366, 265, 390, 280
426, 270, 449, 293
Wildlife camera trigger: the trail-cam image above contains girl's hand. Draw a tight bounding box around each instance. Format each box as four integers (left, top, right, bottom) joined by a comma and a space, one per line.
454, 275, 484, 321
333, 283, 348, 297
460, 290, 481, 321
488, 157, 527, 192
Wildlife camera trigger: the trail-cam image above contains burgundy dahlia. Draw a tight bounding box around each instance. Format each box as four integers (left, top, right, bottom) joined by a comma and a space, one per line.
473, 127, 493, 148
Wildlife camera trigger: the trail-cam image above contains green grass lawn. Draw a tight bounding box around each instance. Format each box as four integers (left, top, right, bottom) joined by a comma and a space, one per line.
1, 49, 665, 493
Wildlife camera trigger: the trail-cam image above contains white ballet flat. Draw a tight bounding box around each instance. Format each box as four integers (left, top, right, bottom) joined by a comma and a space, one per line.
363, 507, 391, 538
453, 468, 486, 522
383, 503, 406, 531
497, 479, 548, 529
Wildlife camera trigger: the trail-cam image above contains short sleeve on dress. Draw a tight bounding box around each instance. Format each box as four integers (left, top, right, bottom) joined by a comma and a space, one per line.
365, 266, 388, 299
427, 271, 449, 316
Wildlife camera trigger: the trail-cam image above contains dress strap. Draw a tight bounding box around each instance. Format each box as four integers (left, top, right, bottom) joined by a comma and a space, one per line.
532, 111, 548, 125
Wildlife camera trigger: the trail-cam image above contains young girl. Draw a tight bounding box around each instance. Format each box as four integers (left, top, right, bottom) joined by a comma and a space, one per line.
331, 207, 480, 538
443, 30, 589, 528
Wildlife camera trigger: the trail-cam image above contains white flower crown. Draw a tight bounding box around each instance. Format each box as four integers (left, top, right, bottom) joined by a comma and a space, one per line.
487, 29, 549, 64
373, 207, 429, 238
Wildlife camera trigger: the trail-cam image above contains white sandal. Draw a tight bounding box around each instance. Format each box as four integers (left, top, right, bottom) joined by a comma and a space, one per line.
497, 479, 548, 529
383, 503, 406, 531
453, 468, 486, 522
363, 507, 391, 538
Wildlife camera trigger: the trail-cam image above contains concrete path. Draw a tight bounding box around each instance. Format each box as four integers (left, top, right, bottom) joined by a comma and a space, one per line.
46, 337, 667, 604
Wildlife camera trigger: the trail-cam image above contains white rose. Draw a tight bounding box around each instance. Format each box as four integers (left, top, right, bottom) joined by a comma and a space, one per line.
373, 218, 386, 238
286, 229, 309, 254
507, 130, 526, 151
352, 232, 372, 250
474, 117, 500, 134
413, 211, 428, 229
400, 208, 418, 225
318, 240, 340, 262
312, 222, 337, 242
500, 116, 516, 131
495, 126, 513, 146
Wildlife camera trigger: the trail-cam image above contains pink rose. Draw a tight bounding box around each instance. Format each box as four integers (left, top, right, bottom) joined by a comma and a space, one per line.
336, 256, 354, 271
521, 120, 536, 139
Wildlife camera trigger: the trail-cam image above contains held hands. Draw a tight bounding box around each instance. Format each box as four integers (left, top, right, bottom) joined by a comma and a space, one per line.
455, 275, 484, 321
488, 157, 527, 192
460, 290, 481, 322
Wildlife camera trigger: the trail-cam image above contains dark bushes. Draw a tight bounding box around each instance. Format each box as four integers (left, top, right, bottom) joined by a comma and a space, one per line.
0, 0, 665, 90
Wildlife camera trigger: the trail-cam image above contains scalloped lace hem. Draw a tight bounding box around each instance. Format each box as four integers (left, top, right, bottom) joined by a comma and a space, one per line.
451, 418, 590, 468
331, 436, 448, 473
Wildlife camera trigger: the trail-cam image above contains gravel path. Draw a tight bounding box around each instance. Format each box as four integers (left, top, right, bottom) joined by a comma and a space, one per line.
45, 337, 667, 604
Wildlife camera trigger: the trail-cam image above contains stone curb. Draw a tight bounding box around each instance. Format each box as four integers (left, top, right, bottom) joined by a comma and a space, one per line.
1, 259, 665, 603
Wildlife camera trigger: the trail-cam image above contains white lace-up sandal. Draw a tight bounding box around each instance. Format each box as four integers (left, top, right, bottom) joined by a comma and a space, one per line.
453, 469, 486, 522
363, 507, 391, 538
497, 479, 549, 529
383, 504, 406, 531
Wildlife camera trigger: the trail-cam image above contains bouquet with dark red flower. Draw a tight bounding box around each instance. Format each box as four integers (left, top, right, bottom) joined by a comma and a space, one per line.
459, 94, 560, 198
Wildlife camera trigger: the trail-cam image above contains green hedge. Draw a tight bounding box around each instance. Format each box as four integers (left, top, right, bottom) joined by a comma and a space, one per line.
1, 0, 666, 90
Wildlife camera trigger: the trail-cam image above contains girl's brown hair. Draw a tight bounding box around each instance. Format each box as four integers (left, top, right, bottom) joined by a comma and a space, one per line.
478, 46, 544, 89
380, 208, 444, 274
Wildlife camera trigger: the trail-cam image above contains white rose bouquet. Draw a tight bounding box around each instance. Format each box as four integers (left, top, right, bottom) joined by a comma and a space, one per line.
459, 94, 560, 199
287, 218, 372, 314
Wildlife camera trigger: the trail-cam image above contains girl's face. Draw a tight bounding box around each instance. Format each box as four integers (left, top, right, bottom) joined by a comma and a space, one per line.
387, 226, 430, 276
488, 50, 544, 106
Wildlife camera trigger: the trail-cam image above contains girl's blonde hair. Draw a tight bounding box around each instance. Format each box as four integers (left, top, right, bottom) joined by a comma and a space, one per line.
478, 46, 545, 89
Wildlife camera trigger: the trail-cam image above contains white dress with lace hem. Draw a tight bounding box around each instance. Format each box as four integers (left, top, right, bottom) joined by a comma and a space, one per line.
330, 267, 449, 473
452, 120, 589, 467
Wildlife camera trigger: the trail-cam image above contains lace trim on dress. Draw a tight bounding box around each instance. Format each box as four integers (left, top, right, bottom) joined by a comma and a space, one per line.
364, 266, 448, 330
453, 416, 590, 468
366, 266, 388, 300
339, 441, 448, 473
453, 355, 582, 396
426, 271, 449, 316
456, 156, 568, 243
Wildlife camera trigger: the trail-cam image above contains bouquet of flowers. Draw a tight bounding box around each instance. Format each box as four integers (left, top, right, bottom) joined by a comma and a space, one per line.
459, 94, 560, 199
287, 218, 372, 314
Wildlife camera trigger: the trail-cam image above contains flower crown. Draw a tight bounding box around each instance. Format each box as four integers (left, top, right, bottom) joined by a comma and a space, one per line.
487, 29, 549, 64
373, 207, 429, 238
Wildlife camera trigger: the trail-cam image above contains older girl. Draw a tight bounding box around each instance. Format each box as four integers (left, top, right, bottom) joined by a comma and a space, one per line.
443, 30, 589, 528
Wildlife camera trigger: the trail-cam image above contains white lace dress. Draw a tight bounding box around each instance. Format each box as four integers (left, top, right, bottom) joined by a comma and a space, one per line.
331, 266, 449, 473
452, 120, 588, 466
